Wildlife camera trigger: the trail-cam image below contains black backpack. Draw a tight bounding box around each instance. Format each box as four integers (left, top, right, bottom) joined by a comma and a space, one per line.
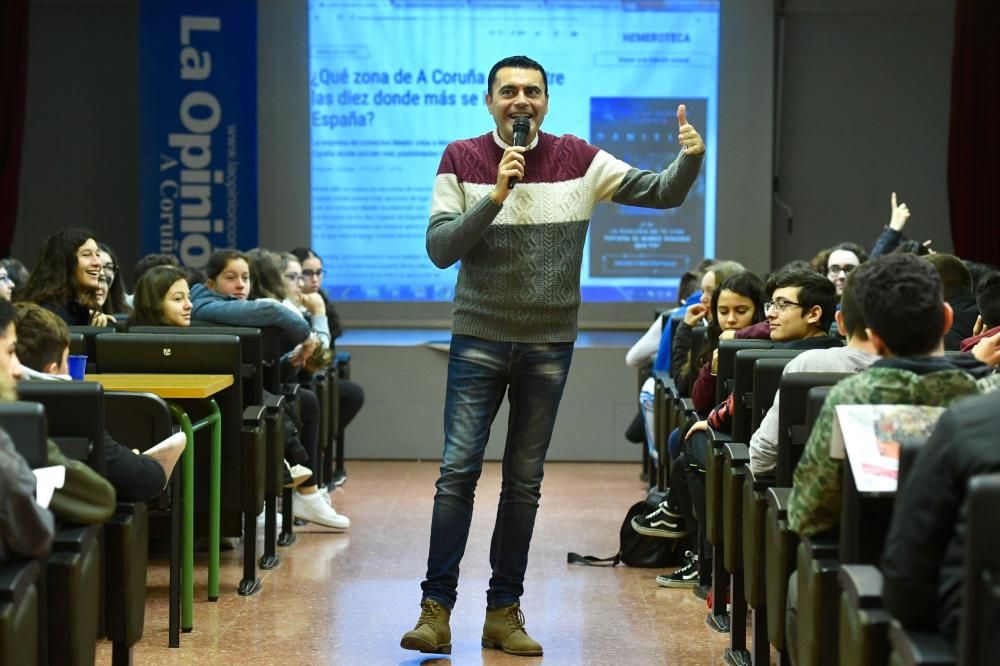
567, 491, 685, 568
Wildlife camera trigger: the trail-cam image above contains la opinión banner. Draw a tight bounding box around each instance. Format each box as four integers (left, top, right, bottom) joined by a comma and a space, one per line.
140, 0, 257, 268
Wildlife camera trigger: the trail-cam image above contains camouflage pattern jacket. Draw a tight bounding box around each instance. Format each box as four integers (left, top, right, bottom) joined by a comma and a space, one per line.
788, 354, 1000, 536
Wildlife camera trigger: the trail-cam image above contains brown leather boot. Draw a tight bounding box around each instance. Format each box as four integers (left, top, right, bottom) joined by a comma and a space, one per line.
400, 599, 451, 654
481, 603, 543, 657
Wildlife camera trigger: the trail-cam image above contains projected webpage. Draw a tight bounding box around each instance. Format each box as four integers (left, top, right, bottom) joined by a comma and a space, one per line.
309, 0, 719, 304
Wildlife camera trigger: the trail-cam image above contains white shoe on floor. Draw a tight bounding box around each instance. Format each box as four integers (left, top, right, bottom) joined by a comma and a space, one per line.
256, 510, 283, 529
293, 490, 350, 530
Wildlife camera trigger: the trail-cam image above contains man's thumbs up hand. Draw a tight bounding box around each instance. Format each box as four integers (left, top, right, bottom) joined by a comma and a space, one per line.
676, 103, 705, 156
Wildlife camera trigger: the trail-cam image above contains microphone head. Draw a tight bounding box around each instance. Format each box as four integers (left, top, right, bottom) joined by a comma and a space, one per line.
512, 117, 531, 146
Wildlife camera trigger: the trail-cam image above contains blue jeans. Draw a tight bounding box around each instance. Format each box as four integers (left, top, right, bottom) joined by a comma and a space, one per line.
421, 334, 574, 610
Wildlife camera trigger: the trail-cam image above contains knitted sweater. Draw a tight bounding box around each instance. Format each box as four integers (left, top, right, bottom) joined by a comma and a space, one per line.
427, 130, 703, 342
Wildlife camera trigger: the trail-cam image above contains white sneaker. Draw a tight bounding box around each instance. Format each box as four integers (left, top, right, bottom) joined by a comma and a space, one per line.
256, 510, 283, 529
293, 490, 350, 530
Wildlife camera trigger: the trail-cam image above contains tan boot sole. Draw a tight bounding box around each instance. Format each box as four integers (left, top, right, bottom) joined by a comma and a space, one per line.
400, 635, 451, 655
481, 636, 543, 657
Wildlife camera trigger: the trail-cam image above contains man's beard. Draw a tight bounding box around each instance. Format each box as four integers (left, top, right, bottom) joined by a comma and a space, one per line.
0, 373, 17, 402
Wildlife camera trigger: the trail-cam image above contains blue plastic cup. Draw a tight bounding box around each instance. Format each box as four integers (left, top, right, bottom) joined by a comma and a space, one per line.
67, 354, 87, 381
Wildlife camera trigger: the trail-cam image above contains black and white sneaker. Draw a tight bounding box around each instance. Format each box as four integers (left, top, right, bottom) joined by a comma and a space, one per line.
631, 503, 690, 538
656, 551, 699, 588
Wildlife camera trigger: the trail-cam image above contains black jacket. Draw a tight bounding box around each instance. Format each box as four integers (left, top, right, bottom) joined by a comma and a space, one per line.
881, 390, 1000, 644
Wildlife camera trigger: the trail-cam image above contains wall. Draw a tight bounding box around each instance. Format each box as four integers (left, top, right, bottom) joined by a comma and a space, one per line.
770, 0, 955, 267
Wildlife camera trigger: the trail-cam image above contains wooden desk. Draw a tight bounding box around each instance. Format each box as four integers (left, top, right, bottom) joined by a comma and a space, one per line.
86, 373, 233, 644
85, 373, 233, 399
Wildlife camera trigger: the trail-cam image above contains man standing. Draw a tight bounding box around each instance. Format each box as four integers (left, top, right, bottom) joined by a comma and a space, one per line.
400, 55, 705, 657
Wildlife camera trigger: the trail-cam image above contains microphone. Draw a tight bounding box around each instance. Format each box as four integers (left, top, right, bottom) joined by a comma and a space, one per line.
508, 117, 531, 189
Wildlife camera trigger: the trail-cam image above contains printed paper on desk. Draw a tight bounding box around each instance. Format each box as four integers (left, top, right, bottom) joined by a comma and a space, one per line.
33, 465, 66, 509
831, 404, 945, 493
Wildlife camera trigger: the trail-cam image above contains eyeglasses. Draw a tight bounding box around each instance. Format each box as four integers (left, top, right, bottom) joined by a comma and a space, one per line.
827, 264, 856, 277
301, 269, 323, 279
764, 298, 803, 313
284, 272, 304, 283
102, 262, 118, 281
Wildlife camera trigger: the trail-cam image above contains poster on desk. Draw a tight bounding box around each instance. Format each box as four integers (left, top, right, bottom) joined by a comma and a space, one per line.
139, 0, 258, 268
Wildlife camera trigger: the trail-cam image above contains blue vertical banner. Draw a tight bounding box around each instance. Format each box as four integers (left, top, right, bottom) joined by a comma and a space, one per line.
139, 0, 257, 268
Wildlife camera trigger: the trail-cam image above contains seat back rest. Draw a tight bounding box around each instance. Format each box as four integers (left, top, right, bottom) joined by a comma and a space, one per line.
959, 473, 1000, 665
67, 325, 117, 364
776, 375, 847, 486
751, 358, 793, 433
128, 325, 265, 406
190, 320, 285, 394
732, 349, 801, 442
16, 381, 106, 474
0, 402, 48, 468
95, 333, 245, 531
68, 332, 85, 356
717, 339, 774, 405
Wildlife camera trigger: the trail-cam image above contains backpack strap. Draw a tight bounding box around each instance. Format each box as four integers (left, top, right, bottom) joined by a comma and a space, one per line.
566, 551, 621, 567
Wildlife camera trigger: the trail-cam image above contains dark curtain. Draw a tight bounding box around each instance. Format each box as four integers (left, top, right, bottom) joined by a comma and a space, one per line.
0, 0, 29, 257
948, 0, 1000, 267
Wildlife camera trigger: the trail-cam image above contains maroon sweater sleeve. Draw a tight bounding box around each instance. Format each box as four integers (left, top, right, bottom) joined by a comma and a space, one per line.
691, 362, 717, 414
735, 320, 771, 340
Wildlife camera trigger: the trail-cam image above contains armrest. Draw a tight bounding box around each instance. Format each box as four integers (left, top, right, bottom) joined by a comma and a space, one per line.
243, 405, 266, 424
52, 524, 100, 553
801, 532, 839, 559
724, 442, 750, 465
263, 392, 285, 412
0, 559, 41, 603
680, 398, 695, 413
748, 468, 776, 491
766, 487, 791, 516
839, 564, 883, 610
280, 383, 300, 398
709, 430, 733, 446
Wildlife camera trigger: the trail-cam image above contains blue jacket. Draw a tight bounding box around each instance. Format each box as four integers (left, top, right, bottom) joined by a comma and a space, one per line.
189, 284, 311, 344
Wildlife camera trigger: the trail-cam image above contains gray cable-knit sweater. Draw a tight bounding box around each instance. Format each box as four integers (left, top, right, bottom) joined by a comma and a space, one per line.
428, 129, 703, 343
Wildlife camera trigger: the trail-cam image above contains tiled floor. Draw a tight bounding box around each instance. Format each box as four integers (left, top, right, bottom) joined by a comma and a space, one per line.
97, 461, 740, 665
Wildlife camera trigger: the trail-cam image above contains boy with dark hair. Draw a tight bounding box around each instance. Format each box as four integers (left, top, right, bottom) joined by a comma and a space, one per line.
788, 254, 999, 537
923, 253, 977, 350
732, 268, 840, 349
783, 254, 999, 664
748, 271, 879, 475
651, 269, 841, 590
13, 302, 182, 501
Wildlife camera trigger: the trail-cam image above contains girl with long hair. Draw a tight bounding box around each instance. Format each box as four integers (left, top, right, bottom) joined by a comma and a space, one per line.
16, 227, 114, 327
130, 265, 192, 327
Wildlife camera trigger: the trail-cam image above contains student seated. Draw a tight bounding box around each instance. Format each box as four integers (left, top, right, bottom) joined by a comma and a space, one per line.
748, 271, 879, 475
186, 250, 349, 530
923, 253, 978, 350
16, 227, 115, 328
669, 261, 745, 397
0, 300, 115, 524
784, 254, 1000, 663
654, 268, 839, 591
13, 302, 181, 502
0, 426, 55, 560
290, 247, 366, 487
881, 391, 1000, 649
961, 271, 1000, 351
